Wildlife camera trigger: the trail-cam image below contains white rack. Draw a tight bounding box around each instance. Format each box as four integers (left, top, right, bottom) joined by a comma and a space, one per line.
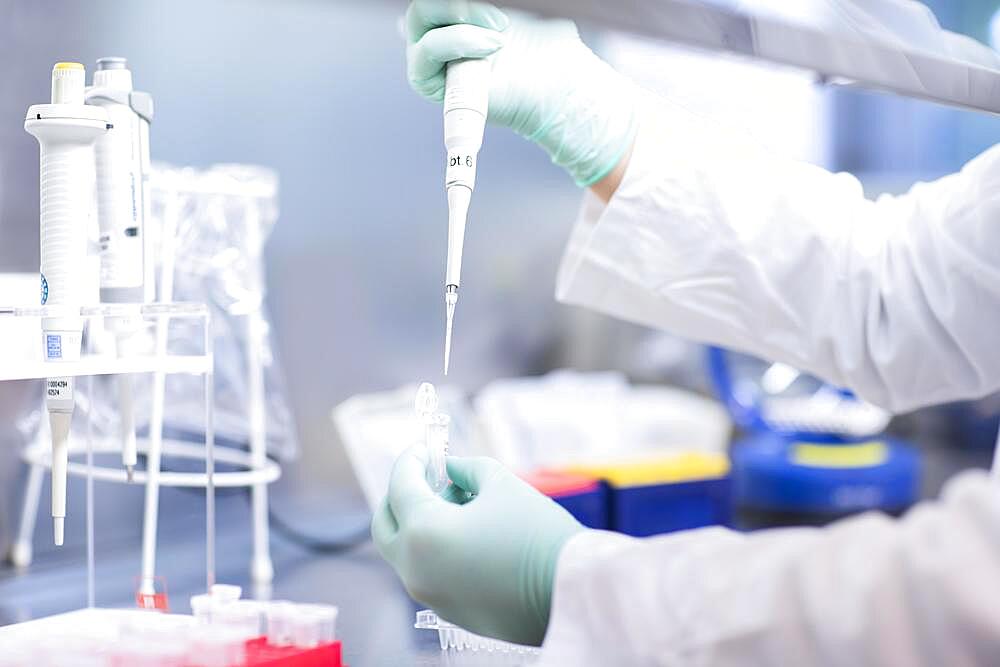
3, 302, 238, 603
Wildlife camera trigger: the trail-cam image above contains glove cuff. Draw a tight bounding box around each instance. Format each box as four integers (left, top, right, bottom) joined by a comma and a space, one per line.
532, 50, 640, 187
522, 518, 585, 645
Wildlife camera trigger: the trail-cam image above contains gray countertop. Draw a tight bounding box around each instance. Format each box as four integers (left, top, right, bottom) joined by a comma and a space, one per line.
0, 422, 990, 666
0, 491, 533, 667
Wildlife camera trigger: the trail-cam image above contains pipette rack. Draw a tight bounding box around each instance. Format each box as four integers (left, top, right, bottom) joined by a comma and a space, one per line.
0, 302, 228, 603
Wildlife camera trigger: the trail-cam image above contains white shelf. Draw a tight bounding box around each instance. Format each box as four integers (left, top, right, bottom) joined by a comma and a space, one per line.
0, 301, 211, 380
0, 354, 211, 382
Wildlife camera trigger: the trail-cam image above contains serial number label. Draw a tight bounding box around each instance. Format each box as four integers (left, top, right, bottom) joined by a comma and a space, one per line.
47, 378, 71, 397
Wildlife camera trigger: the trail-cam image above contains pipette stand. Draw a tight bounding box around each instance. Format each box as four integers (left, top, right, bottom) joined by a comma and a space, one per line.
1, 303, 233, 598
10, 168, 283, 593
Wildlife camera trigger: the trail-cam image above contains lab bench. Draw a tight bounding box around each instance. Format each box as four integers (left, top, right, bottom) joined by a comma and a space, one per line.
0, 490, 531, 667
0, 422, 989, 666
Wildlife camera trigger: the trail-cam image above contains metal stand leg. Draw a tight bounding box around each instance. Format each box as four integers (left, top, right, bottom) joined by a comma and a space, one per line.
205, 341, 215, 590
246, 311, 273, 585
140, 191, 179, 596
139, 367, 165, 596
86, 375, 95, 609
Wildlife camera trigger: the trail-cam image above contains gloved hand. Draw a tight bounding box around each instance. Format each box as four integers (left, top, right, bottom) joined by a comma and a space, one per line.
372, 445, 584, 646
406, 0, 638, 187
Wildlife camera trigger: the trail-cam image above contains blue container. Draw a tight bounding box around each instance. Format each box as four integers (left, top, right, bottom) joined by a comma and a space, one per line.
731, 432, 920, 515
522, 471, 610, 530
552, 484, 610, 530
610, 478, 732, 537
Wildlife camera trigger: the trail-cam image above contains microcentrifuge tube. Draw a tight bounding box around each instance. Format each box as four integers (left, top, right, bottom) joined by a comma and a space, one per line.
425, 412, 450, 494
414, 382, 438, 420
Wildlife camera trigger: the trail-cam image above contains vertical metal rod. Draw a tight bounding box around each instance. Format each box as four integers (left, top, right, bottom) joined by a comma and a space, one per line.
86, 373, 95, 609
205, 316, 215, 590
140, 187, 178, 596
244, 199, 272, 583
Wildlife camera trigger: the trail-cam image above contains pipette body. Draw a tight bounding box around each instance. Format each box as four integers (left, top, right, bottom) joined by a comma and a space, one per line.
87, 56, 154, 481
442, 57, 490, 375
25, 62, 109, 545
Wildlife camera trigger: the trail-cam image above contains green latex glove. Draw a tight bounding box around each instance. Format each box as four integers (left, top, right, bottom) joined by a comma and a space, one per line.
372, 445, 584, 646
406, 0, 638, 187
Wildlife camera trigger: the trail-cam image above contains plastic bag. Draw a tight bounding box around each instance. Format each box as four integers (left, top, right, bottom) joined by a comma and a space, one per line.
143, 163, 298, 460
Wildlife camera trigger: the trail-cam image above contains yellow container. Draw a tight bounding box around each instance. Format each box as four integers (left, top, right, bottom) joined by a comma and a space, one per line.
561, 452, 732, 536
565, 451, 730, 487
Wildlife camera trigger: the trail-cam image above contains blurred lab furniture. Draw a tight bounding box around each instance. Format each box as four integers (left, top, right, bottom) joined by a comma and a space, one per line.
563, 454, 731, 536
707, 347, 921, 528
336, 371, 735, 537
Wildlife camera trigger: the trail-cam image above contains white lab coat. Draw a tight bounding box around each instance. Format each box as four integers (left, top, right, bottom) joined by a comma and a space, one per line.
539, 95, 1000, 665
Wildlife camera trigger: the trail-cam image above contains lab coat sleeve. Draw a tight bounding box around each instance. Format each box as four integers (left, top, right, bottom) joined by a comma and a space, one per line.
556, 94, 1000, 413
538, 470, 1000, 666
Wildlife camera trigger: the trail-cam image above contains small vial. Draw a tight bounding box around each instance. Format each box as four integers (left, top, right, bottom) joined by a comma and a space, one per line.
296, 604, 339, 644
266, 601, 296, 647
289, 607, 322, 649
209, 584, 242, 603
190, 594, 215, 625
214, 600, 264, 640
426, 412, 450, 494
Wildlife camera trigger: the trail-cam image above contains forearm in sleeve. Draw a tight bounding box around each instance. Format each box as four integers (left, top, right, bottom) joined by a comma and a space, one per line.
538, 471, 1000, 666
557, 94, 1000, 412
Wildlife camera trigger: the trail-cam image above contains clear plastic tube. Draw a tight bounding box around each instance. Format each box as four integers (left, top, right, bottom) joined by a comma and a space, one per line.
425, 412, 450, 494
414, 382, 450, 493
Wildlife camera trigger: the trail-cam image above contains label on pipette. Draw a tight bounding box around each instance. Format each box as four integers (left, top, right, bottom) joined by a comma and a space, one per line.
446, 152, 476, 189
46, 378, 72, 398
45, 377, 74, 414
43, 331, 82, 362
46, 334, 62, 360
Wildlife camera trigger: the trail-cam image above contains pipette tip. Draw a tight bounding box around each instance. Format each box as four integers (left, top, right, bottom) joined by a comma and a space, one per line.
126, 465, 135, 483
444, 320, 452, 376
53, 517, 64, 546
444, 286, 457, 376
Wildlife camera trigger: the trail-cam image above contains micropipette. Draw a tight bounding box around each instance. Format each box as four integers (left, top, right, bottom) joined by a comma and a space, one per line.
442, 58, 490, 375
25, 62, 109, 545
87, 56, 155, 482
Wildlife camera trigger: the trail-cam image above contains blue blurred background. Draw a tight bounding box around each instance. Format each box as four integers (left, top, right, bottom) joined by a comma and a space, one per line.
0, 0, 998, 619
